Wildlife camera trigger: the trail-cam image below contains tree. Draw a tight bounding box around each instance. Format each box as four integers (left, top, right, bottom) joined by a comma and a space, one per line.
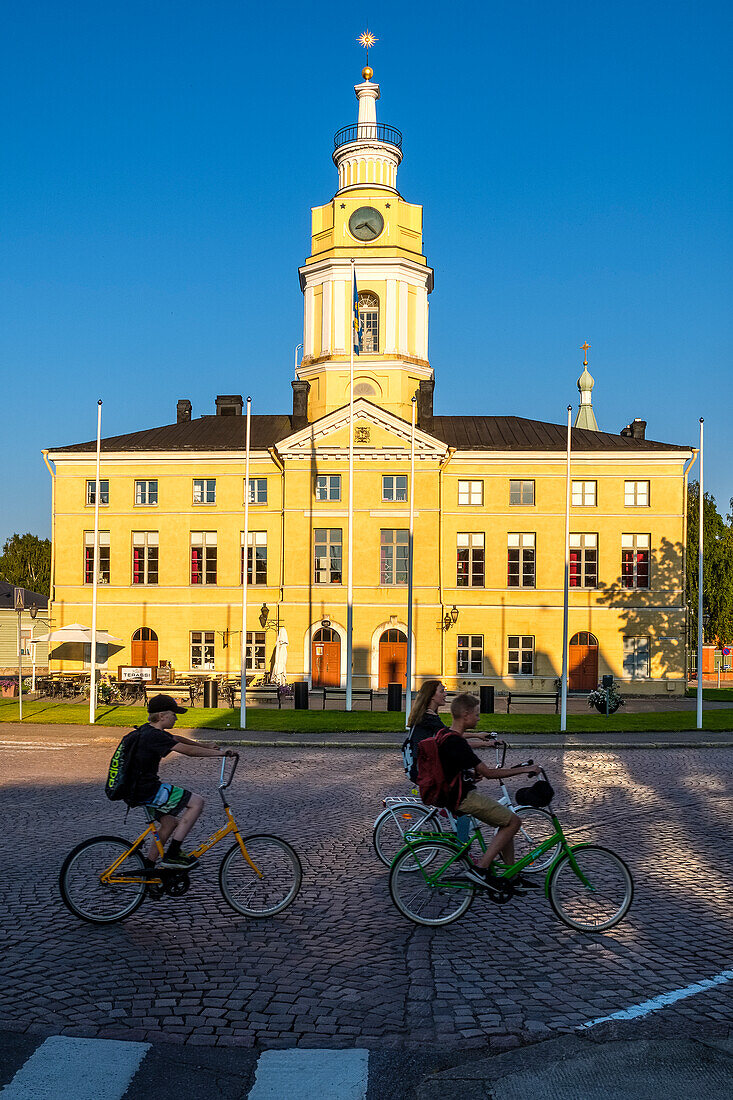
0, 533, 51, 596
686, 485, 733, 646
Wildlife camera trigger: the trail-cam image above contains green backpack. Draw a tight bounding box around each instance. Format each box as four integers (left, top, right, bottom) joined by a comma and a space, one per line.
104, 728, 142, 804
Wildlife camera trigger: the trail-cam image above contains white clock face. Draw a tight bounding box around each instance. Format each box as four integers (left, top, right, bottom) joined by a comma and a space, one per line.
348, 206, 384, 241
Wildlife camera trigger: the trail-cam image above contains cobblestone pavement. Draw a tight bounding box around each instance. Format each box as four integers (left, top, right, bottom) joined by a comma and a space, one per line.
0, 742, 731, 1051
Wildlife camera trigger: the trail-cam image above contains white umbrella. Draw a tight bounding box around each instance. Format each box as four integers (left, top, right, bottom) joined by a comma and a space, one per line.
35, 623, 121, 645
271, 627, 289, 685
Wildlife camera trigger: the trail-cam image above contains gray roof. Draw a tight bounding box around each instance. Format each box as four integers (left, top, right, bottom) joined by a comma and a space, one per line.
49, 411, 687, 455
0, 582, 48, 611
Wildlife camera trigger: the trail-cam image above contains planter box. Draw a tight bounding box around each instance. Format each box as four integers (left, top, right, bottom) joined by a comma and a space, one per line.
1, 684, 18, 698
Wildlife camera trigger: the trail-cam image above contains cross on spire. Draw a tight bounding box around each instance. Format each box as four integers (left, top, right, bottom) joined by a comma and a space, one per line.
580, 341, 590, 366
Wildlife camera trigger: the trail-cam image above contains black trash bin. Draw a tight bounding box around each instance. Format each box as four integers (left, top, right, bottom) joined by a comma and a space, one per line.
294, 681, 309, 710
480, 685, 495, 714
203, 679, 218, 708
387, 682, 402, 712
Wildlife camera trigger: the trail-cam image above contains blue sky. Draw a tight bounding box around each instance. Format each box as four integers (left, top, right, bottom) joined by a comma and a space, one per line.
2, 1, 731, 544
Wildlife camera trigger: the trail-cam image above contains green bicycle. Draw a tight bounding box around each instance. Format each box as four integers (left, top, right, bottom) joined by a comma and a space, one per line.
388, 768, 633, 932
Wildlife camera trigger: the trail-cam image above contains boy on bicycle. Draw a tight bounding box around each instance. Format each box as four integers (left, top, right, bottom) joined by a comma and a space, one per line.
130, 694, 232, 870
439, 693, 542, 891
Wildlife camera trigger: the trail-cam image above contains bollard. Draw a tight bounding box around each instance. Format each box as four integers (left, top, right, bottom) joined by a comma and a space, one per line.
203, 679, 218, 708
294, 681, 309, 709
479, 685, 495, 714
387, 682, 402, 712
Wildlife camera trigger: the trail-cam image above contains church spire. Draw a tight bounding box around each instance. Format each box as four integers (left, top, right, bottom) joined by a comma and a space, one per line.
574, 342, 599, 431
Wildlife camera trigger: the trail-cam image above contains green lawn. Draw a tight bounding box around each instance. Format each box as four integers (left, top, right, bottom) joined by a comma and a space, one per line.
685, 687, 733, 702
1, 698, 731, 733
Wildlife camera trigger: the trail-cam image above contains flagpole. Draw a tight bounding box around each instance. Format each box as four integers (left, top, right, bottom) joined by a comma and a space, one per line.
89, 399, 102, 724
405, 395, 416, 728
696, 417, 704, 731
560, 405, 572, 732
346, 261, 355, 711
240, 397, 252, 730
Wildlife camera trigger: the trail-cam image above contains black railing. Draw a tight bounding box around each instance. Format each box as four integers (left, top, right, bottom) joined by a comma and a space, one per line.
334, 123, 402, 151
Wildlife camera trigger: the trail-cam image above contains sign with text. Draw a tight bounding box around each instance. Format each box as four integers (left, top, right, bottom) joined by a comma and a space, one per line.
118, 666, 155, 682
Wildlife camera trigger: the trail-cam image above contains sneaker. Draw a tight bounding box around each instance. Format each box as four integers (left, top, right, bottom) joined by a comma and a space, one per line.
159, 853, 199, 870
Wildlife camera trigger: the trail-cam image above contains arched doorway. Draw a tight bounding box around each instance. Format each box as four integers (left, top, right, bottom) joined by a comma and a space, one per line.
378, 629, 408, 689
569, 632, 599, 691
312, 628, 341, 687
131, 627, 158, 668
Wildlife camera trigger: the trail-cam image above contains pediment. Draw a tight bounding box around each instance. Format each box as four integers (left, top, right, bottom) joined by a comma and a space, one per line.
277, 400, 447, 459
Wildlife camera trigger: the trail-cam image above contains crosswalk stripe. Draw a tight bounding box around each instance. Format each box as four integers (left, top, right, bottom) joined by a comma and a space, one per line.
247, 1049, 369, 1099
0, 1036, 150, 1099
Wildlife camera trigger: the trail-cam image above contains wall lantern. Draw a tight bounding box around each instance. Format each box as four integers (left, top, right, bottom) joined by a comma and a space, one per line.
442, 605, 459, 631
259, 603, 269, 628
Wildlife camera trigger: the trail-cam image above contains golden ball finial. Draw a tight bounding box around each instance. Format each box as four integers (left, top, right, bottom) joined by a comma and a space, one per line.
362, 65, 373, 81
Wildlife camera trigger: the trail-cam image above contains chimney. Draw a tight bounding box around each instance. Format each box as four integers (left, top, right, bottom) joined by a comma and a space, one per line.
416, 378, 434, 432
177, 399, 192, 423
621, 418, 647, 440
291, 379, 310, 430
215, 394, 243, 416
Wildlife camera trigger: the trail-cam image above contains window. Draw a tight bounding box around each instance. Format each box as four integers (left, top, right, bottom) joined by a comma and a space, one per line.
316, 475, 341, 502
621, 534, 650, 589
380, 529, 409, 585
246, 631, 267, 671
190, 631, 215, 670
248, 478, 267, 505
358, 291, 379, 353
507, 533, 535, 588
625, 480, 650, 507
457, 635, 483, 675
190, 532, 217, 585
572, 481, 597, 506
84, 531, 110, 584
458, 480, 483, 506
509, 480, 534, 506
314, 528, 342, 584
241, 531, 267, 585
508, 635, 534, 675
86, 479, 109, 506
193, 479, 216, 504
135, 479, 158, 506
457, 533, 485, 587
382, 475, 408, 502
569, 534, 598, 588
623, 636, 650, 678
132, 532, 159, 585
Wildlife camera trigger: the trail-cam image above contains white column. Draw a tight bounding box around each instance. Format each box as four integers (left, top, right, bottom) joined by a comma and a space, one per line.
697, 417, 704, 731
417, 287, 428, 359
240, 398, 252, 730
399, 281, 409, 356
334, 279, 347, 353
321, 280, 332, 356
89, 399, 102, 725
385, 279, 397, 354
304, 285, 315, 357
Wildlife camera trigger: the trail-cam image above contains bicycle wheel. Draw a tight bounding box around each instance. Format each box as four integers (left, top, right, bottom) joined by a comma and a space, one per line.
373, 803, 441, 867
219, 834, 302, 917
389, 840, 475, 927
513, 807, 560, 873
59, 836, 147, 924
548, 845, 633, 932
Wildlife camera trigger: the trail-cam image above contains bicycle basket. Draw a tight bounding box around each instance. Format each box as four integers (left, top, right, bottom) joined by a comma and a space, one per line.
515, 780, 554, 808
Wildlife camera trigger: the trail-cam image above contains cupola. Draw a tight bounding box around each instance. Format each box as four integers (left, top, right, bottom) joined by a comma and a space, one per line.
332, 65, 403, 194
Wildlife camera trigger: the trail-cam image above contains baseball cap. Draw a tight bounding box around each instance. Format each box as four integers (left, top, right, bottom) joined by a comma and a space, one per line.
147, 693, 187, 715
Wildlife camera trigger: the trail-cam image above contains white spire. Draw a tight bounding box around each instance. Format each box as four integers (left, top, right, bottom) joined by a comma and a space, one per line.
332, 66, 403, 195
574, 343, 599, 431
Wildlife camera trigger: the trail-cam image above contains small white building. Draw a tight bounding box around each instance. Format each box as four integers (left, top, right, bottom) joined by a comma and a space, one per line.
0, 583, 49, 679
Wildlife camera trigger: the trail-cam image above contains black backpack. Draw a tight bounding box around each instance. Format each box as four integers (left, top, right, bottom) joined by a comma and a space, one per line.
104, 728, 142, 804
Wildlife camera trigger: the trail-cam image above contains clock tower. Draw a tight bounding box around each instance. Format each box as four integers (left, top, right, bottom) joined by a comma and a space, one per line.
296, 64, 434, 423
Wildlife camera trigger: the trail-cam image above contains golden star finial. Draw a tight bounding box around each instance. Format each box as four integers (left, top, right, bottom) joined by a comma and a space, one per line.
357, 29, 378, 71
580, 341, 590, 366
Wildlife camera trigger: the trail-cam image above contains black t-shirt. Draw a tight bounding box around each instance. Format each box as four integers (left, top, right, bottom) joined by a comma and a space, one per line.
438, 732, 481, 799
128, 723, 177, 805
407, 711, 447, 781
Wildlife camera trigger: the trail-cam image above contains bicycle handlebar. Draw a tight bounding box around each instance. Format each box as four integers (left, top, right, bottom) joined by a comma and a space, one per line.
219, 752, 239, 790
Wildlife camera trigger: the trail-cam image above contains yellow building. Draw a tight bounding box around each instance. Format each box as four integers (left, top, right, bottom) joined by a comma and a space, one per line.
45, 65, 694, 696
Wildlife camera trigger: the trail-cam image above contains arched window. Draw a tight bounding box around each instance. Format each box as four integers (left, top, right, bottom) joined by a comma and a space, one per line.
569, 632, 598, 647
132, 627, 158, 642
358, 291, 379, 353
313, 627, 338, 644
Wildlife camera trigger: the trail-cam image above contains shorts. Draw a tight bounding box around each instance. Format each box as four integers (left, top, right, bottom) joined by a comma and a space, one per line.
457, 789, 515, 828
145, 783, 192, 820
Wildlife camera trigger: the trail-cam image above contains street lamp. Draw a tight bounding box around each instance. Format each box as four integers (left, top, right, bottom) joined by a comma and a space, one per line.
442, 605, 459, 631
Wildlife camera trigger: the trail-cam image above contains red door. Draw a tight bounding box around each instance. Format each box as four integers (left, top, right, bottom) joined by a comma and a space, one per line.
569, 632, 599, 691
378, 629, 408, 689
312, 628, 340, 687
131, 628, 158, 667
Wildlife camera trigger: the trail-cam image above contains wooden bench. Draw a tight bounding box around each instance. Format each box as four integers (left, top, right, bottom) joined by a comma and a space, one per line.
320, 687, 375, 710
506, 691, 560, 714
144, 683, 196, 707
225, 684, 283, 709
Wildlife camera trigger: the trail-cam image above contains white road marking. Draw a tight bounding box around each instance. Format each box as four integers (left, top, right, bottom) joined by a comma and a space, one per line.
247, 1049, 369, 1099
0, 1036, 150, 1099
579, 965, 733, 1029
0, 741, 90, 750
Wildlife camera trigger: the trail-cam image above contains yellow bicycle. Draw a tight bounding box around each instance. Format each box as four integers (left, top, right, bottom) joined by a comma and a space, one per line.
59, 754, 302, 924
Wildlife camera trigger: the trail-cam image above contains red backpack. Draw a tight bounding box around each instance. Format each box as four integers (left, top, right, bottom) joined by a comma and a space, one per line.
416, 730, 464, 810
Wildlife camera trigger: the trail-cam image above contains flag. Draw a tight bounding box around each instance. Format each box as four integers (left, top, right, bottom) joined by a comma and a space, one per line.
352, 270, 362, 355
